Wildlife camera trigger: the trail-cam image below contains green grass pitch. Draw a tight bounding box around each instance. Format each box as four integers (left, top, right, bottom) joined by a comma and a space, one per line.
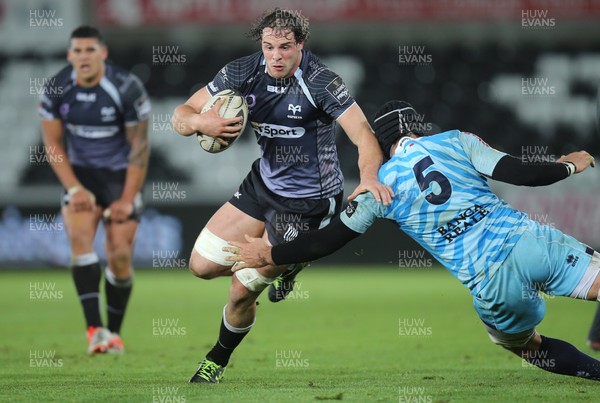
2, 267, 600, 402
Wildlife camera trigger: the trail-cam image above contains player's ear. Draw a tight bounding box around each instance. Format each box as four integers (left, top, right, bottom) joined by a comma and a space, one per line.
296, 40, 304, 51
100, 44, 108, 60
66, 42, 73, 63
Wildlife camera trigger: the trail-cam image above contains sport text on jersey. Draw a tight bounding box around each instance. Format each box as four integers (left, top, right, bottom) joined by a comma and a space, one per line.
251, 122, 305, 138
437, 204, 490, 243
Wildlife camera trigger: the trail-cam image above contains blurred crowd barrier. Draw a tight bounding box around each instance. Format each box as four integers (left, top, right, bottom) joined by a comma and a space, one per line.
0, 206, 183, 268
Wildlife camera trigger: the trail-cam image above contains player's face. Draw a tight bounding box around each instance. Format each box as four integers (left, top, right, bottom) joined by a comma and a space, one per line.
67, 38, 107, 86
261, 28, 304, 79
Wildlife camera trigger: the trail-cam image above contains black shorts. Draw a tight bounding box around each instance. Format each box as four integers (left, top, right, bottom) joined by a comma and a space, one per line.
61, 165, 143, 220
229, 159, 343, 246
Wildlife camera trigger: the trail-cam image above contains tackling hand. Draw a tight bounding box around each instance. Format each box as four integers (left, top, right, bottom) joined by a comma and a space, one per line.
223, 234, 274, 271
347, 177, 394, 206
558, 151, 595, 173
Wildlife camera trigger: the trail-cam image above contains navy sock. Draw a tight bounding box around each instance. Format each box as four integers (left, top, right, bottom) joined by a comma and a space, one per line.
71, 261, 103, 328
525, 335, 600, 380
104, 268, 132, 334
588, 305, 600, 342
206, 308, 253, 367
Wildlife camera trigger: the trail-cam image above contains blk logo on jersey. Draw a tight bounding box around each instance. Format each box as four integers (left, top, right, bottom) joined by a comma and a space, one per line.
101, 106, 116, 122
288, 104, 301, 115
76, 92, 96, 103
325, 77, 350, 105
345, 201, 358, 218
283, 225, 300, 242
245, 94, 257, 109
59, 103, 69, 119
436, 204, 490, 243
287, 104, 302, 120
566, 254, 579, 267
251, 122, 305, 138
267, 85, 287, 94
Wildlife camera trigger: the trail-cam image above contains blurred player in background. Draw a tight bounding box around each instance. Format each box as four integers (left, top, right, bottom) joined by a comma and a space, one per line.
172, 8, 392, 383
39, 26, 151, 354
227, 100, 600, 382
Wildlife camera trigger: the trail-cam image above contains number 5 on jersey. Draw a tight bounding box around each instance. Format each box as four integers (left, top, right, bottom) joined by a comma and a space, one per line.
412, 156, 452, 205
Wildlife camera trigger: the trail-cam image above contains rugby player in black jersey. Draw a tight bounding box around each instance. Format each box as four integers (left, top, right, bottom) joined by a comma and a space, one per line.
39, 26, 151, 354
173, 8, 392, 383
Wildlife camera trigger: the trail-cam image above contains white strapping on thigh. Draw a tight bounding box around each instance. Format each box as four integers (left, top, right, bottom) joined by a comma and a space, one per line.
482, 321, 537, 349
570, 251, 600, 300
194, 227, 234, 266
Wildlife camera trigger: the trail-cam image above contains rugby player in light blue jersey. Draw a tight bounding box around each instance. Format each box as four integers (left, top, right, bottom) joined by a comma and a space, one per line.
587, 87, 600, 350
227, 100, 600, 381
39, 26, 151, 354
172, 9, 393, 383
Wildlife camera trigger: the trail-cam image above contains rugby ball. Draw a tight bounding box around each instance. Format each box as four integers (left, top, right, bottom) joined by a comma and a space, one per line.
196, 89, 248, 153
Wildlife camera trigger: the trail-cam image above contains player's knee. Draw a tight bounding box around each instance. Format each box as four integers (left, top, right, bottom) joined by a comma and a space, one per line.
229, 278, 256, 308
188, 254, 220, 280
69, 232, 95, 253
107, 245, 132, 270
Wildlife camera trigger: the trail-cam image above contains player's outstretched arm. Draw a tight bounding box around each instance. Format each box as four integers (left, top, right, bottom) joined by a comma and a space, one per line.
225, 216, 361, 270
557, 151, 595, 172
338, 104, 394, 205
492, 151, 595, 186
172, 86, 242, 143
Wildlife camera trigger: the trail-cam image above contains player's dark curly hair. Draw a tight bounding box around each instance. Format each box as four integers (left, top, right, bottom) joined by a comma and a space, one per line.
247, 8, 309, 43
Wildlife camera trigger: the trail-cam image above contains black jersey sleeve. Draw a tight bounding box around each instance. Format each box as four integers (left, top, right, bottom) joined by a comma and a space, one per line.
120, 73, 151, 124
306, 65, 355, 120
491, 155, 570, 186
207, 53, 261, 95
38, 67, 70, 120
39, 91, 60, 120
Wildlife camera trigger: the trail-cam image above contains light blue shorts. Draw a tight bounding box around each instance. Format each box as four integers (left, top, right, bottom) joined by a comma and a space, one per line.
473, 219, 594, 335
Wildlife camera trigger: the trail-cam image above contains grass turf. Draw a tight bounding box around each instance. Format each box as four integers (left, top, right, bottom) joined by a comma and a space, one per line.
1, 267, 600, 402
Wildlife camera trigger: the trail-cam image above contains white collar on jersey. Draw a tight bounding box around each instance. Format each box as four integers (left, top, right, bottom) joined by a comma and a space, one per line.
261, 57, 317, 108
394, 136, 417, 156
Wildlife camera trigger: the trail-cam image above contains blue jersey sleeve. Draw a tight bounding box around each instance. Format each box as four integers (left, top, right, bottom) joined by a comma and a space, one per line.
121, 74, 151, 125
340, 192, 382, 234
458, 131, 507, 176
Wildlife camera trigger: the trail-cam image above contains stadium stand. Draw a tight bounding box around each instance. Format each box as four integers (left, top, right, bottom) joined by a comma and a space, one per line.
2, 37, 600, 265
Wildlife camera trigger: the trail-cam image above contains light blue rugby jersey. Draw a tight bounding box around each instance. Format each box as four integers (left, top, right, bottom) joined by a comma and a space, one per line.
342, 130, 529, 295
